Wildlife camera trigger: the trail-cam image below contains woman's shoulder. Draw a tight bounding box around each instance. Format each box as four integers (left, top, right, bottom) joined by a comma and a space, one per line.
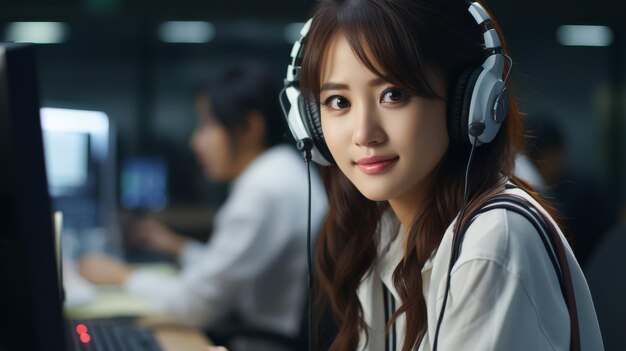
455, 188, 560, 274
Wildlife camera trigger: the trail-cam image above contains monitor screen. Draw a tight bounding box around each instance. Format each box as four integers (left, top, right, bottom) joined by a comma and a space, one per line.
39, 107, 120, 256
0, 42, 67, 351
43, 131, 89, 188
40, 107, 110, 198
120, 157, 168, 211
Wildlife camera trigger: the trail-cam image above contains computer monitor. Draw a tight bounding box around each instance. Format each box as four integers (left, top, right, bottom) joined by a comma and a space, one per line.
120, 156, 168, 211
40, 107, 121, 258
40, 107, 112, 198
0, 43, 67, 351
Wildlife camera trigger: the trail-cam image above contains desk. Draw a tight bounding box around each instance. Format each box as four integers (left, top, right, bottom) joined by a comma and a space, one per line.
64, 264, 212, 350
154, 325, 211, 350
153, 325, 211, 350
64, 262, 178, 319
65, 293, 212, 351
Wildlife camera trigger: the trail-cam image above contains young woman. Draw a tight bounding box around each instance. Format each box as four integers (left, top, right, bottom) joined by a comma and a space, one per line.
278, 0, 603, 350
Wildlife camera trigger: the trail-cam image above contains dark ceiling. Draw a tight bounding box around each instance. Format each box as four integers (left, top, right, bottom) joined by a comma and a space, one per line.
0, 0, 622, 25
1, 0, 313, 21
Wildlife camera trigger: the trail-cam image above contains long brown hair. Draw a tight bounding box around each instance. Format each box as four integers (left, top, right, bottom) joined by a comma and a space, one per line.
299, 1, 557, 350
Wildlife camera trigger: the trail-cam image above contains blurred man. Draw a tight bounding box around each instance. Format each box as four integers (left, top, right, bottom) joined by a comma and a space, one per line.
79, 62, 327, 351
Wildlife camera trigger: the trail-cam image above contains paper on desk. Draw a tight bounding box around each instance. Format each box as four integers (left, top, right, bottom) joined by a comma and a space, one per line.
64, 263, 178, 319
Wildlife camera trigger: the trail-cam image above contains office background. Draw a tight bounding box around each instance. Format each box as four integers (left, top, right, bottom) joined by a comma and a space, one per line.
1, 0, 625, 349
1, 0, 624, 209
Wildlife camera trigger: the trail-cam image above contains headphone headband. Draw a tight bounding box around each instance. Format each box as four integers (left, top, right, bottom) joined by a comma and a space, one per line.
280, 17, 334, 165
468, 2, 501, 49
285, 18, 312, 84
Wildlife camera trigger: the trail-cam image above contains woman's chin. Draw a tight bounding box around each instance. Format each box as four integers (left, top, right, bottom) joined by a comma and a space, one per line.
355, 187, 394, 202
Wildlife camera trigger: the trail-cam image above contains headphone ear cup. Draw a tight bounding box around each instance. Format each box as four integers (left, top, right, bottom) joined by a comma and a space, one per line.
297, 95, 335, 164
448, 66, 483, 145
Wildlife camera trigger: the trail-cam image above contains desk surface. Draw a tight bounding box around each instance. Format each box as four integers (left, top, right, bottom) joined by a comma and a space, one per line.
64, 262, 177, 319
138, 314, 212, 350
66, 305, 212, 351
64, 263, 212, 350
154, 325, 211, 351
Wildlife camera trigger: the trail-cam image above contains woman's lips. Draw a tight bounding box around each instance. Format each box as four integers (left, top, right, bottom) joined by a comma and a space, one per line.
354, 156, 399, 175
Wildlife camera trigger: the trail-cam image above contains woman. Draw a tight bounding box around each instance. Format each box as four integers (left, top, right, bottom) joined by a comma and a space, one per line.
276, 0, 602, 350
79, 62, 327, 351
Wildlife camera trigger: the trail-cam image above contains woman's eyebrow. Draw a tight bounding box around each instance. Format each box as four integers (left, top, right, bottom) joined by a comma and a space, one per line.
368, 77, 386, 87
320, 82, 348, 92
320, 78, 387, 92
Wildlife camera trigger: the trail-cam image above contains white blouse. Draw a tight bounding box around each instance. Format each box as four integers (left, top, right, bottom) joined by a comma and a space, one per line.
357, 186, 604, 351
124, 145, 328, 341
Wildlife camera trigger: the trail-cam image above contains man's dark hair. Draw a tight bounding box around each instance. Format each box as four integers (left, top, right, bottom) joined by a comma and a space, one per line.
197, 62, 287, 146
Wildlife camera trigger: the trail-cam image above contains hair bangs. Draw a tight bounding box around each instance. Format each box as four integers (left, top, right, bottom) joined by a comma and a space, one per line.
301, 0, 443, 104
341, 3, 442, 99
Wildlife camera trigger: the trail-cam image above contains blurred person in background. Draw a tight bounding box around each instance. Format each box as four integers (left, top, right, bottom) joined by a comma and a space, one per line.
78, 62, 328, 351
514, 114, 563, 195
515, 114, 615, 265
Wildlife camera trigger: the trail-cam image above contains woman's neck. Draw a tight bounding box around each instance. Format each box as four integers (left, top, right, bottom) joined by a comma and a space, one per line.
387, 174, 434, 232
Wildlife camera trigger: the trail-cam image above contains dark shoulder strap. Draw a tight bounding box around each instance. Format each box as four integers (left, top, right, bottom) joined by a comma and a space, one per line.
452, 193, 581, 351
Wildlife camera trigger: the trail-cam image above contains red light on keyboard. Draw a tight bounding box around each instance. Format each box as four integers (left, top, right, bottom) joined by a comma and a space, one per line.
75, 324, 88, 335
79, 333, 91, 343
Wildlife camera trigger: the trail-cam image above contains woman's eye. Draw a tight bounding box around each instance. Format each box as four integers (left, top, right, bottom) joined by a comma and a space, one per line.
323, 95, 350, 110
381, 88, 407, 103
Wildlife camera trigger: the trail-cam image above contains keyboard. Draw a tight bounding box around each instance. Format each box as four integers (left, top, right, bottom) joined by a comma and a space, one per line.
68, 318, 162, 351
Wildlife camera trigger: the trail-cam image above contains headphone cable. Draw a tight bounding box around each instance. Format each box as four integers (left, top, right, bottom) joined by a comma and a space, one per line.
432, 136, 478, 351
297, 138, 314, 351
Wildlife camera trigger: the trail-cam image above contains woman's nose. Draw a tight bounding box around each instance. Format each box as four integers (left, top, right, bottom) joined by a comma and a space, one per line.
352, 106, 385, 147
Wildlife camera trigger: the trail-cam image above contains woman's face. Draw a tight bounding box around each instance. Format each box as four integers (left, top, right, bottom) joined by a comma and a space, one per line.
190, 95, 238, 182
319, 32, 449, 203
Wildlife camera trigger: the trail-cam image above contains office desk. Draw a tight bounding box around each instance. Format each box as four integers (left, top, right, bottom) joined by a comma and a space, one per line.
65, 292, 212, 351
154, 325, 211, 351
64, 262, 178, 318
64, 264, 212, 350
154, 326, 212, 351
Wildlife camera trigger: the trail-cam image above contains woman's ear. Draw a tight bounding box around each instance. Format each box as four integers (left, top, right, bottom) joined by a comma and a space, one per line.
239, 110, 267, 149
